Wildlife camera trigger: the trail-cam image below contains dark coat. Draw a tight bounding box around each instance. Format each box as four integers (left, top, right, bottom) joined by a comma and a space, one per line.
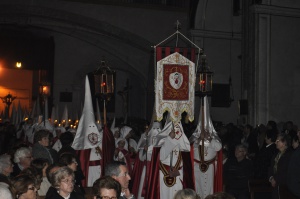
269, 148, 294, 199
45, 186, 84, 199
32, 142, 54, 164
287, 147, 300, 198
254, 143, 278, 179
223, 157, 253, 199
10, 163, 22, 178
223, 157, 253, 190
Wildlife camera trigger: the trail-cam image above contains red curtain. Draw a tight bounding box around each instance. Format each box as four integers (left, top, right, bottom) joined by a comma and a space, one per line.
156, 47, 197, 63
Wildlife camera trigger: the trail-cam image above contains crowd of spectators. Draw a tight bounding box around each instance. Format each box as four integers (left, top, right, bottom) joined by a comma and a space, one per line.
0, 118, 300, 199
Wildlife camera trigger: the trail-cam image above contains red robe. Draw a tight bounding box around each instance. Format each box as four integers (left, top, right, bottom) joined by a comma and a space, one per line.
190, 145, 223, 193
77, 125, 115, 187
146, 147, 194, 199
131, 153, 146, 196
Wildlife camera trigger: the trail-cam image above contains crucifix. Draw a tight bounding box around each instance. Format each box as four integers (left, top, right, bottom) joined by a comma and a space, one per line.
173, 149, 178, 156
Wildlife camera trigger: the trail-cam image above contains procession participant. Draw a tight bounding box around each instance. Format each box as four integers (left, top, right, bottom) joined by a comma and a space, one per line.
114, 138, 132, 175
189, 96, 222, 199
131, 121, 161, 199
147, 120, 194, 199
52, 126, 66, 152
71, 76, 103, 187
23, 118, 36, 146
120, 125, 138, 156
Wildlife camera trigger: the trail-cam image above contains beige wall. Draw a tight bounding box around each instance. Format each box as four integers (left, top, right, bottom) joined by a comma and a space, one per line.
0, 67, 32, 115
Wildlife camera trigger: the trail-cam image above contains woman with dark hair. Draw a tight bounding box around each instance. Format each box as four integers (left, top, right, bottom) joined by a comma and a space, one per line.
93, 176, 121, 199
32, 129, 54, 164
269, 133, 294, 199
57, 131, 84, 191
20, 167, 43, 192
59, 153, 84, 195
59, 153, 77, 172
11, 174, 38, 199
31, 158, 51, 196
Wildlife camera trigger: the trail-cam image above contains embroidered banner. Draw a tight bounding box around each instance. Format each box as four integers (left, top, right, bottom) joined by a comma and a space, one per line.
155, 51, 195, 123
163, 64, 189, 100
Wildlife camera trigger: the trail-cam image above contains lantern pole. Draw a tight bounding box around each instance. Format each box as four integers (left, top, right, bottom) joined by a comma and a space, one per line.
103, 100, 107, 125
39, 82, 51, 126
0, 93, 17, 119
93, 57, 115, 126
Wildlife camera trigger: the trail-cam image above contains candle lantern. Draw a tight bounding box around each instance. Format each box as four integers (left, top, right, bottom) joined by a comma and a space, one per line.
195, 54, 213, 96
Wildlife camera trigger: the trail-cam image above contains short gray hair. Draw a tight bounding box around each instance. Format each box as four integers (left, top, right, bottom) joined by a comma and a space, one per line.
174, 189, 200, 199
50, 166, 74, 189
104, 161, 125, 177
0, 154, 12, 173
14, 147, 31, 163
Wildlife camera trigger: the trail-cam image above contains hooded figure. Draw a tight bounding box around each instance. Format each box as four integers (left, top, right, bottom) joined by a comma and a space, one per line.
132, 121, 161, 199
189, 96, 222, 199
120, 125, 138, 152
147, 120, 194, 199
114, 137, 132, 175
72, 76, 103, 187
110, 117, 120, 140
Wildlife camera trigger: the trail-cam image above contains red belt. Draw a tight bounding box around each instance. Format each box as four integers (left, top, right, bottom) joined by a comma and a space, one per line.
89, 160, 101, 166
160, 163, 182, 171
194, 158, 215, 165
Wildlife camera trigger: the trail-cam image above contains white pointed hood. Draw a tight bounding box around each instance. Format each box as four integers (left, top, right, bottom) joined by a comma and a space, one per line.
61, 104, 69, 127
120, 125, 133, 138
72, 76, 102, 150
137, 121, 161, 149
190, 96, 220, 145
155, 120, 173, 145
50, 106, 56, 124
110, 117, 119, 135
156, 120, 190, 151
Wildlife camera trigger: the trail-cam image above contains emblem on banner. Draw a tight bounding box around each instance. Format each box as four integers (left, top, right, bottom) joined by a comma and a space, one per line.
174, 123, 183, 140
169, 72, 183, 90
88, 132, 99, 145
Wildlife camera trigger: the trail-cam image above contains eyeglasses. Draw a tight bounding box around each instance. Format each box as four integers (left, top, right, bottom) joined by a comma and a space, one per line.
61, 179, 75, 184
28, 186, 36, 191
96, 196, 118, 199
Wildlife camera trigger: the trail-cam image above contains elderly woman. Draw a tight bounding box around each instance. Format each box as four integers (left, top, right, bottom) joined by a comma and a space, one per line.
32, 129, 54, 164
11, 147, 33, 177
46, 166, 84, 199
0, 154, 13, 199
11, 174, 38, 199
173, 189, 200, 199
93, 176, 121, 199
